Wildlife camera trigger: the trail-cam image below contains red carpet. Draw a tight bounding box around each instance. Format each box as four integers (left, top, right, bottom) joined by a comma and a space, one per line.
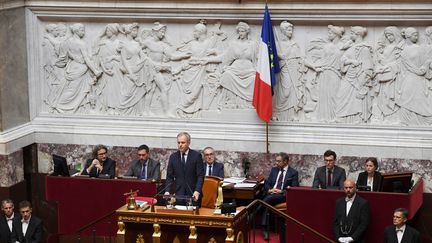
250, 229, 281, 243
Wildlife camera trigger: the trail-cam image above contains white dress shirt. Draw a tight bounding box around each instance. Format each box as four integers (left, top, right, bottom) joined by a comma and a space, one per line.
6, 213, 14, 231
345, 194, 356, 216
396, 224, 406, 243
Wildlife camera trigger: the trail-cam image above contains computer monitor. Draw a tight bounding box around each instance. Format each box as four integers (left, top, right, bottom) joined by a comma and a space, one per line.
51, 154, 70, 177
379, 171, 412, 193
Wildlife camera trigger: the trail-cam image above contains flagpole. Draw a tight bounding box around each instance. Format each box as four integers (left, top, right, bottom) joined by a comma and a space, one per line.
266, 122, 269, 154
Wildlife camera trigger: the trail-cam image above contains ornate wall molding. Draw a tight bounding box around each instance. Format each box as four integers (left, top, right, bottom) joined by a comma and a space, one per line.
3, 0, 432, 161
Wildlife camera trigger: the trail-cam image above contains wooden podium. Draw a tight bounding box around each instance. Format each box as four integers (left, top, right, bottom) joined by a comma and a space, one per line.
116, 205, 248, 243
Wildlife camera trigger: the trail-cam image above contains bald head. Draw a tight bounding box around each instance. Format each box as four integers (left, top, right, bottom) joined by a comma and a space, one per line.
344, 179, 357, 198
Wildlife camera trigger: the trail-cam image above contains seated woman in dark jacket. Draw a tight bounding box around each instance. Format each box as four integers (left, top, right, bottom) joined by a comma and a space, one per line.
356, 157, 382, 192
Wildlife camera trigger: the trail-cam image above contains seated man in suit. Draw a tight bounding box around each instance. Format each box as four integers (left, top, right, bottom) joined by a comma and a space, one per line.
261, 152, 299, 240
81, 144, 116, 178
0, 199, 21, 243
384, 208, 421, 243
203, 147, 224, 178
312, 150, 346, 189
124, 144, 161, 181
11, 200, 43, 243
333, 179, 369, 243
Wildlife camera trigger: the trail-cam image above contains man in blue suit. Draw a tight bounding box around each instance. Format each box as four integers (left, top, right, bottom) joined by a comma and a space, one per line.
261, 152, 299, 240
165, 132, 205, 205
203, 147, 224, 178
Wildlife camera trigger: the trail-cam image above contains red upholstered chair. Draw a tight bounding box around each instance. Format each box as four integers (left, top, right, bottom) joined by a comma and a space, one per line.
201, 176, 222, 209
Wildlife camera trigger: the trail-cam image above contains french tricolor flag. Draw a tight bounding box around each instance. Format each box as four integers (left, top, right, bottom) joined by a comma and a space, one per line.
252, 5, 280, 123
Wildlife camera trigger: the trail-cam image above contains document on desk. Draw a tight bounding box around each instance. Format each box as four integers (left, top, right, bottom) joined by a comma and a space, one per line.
224, 177, 246, 184
234, 183, 256, 188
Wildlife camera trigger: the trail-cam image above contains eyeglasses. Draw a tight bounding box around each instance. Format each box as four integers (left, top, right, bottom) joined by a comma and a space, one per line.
97, 152, 107, 156
204, 153, 214, 156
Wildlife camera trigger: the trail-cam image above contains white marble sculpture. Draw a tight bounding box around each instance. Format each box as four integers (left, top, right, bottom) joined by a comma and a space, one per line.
372, 26, 404, 124
52, 23, 102, 113
396, 27, 432, 125
93, 23, 123, 115
303, 25, 345, 122
37, 21, 432, 127
273, 21, 305, 121
118, 23, 154, 116
335, 26, 374, 123
220, 21, 257, 109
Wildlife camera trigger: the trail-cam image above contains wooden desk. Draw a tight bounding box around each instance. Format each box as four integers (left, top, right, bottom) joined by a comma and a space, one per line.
116, 205, 248, 243
223, 183, 263, 202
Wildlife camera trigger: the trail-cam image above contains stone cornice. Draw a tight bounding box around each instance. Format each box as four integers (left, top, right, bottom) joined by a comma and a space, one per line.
2, 116, 432, 159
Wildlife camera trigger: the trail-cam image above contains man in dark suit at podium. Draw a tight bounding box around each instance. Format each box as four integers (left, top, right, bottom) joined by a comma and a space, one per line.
333, 179, 369, 243
11, 201, 43, 243
0, 199, 21, 243
313, 150, 346, 189
384, 208, 421, 243
203, 147, 224, 178
124, 144, 161, 181
165, 132, 205, 205
261, 152, 299, 240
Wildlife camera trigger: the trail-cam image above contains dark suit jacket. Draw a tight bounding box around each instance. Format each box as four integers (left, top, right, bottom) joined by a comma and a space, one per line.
0, 213, 21, 243
312, 165, 346, 189
124, 158, 161, 180
204, 161, 224, 178
81, 157, 116, 178
384, 224, 421, 243
264, 166, 300, 194
11, 216, 43, 243
356, 171, 382, 192
165, 149, 205, 198
333, 194, 369, 243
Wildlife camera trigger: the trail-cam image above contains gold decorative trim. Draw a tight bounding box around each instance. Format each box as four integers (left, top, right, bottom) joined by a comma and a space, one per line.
236, 231, 244, 243
117, 221, 125, 235
135, 233, 144, 243
189, 225, 197, 240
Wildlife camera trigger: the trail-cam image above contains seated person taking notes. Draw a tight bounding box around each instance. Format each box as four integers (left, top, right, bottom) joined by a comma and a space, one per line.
356, 157, 382, 192
81, 144, 116, 178
124, 144, 161, 181
312, 150, 346, 189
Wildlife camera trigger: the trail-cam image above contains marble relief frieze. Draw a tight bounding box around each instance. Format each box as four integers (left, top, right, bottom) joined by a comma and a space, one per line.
38, 19, 432, 126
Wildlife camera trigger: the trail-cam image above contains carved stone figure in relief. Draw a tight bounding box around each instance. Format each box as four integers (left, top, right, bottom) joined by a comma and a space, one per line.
176, 21, 223, 117
52, 23, 102, 113
118, 23, 154, 115
42, 24, 62, 107
396, 27, 432, 125
372, 26, 403, 123
335, 26, 374, 123
273, 21, 305, 121
303, 25, 345, 122
93, 23, 123, 114
140, 22, 191, 116
219, 21, 257, 109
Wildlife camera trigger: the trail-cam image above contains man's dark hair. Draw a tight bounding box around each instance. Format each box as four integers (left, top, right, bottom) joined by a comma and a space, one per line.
277, 152, 290, 162
92, 144, 108, 158
18, 200, 32, 210
394, 208, 409, 219
324, 150, 337, 159
138, 144, 150, 153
